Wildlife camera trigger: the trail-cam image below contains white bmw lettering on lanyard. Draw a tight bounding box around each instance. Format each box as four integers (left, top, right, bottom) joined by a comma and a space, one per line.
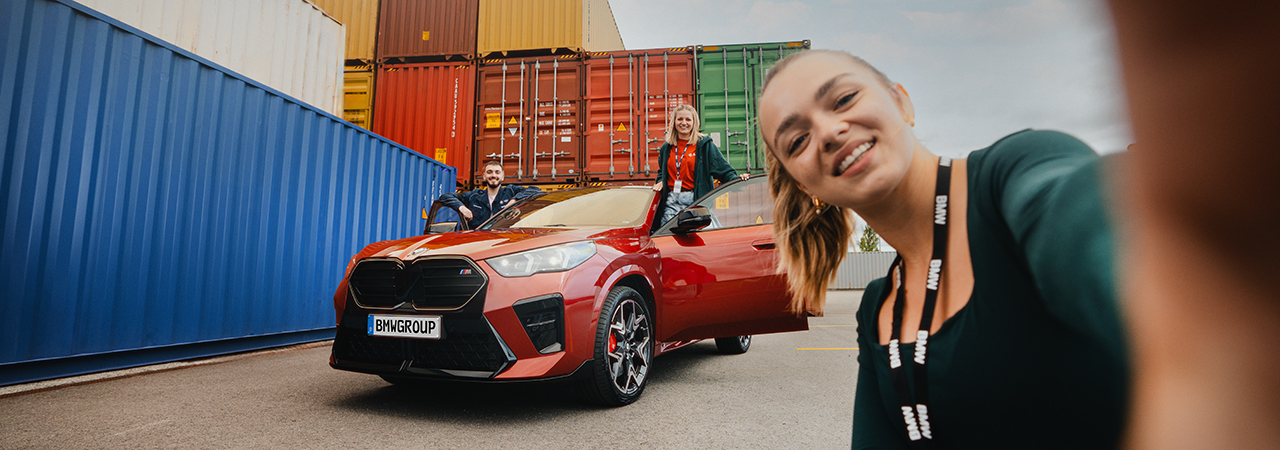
886, 156, 950, 447
673, 141, 693, 193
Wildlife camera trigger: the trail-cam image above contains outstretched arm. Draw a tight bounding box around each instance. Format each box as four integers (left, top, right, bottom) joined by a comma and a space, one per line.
512, 185, 542, 200
1110, 2, 1280, 449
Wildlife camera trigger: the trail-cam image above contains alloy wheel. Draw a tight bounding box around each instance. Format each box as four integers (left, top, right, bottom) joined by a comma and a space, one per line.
606, 298, 651, 395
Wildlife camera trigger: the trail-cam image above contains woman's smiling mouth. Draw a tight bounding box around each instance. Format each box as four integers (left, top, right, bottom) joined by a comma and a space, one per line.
836, 138, 876, 175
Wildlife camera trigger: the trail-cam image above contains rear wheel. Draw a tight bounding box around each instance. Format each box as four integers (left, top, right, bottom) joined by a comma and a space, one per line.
579, 286, 653, 406
715, 335, 751, 354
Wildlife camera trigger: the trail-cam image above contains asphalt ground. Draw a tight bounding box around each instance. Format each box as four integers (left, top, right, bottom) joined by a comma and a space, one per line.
0, 290, 865, 449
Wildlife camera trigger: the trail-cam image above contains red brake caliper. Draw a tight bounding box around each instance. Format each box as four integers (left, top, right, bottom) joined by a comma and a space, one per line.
609, 332, 617, 353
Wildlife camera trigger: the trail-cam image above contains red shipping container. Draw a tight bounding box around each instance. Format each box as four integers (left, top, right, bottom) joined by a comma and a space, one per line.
581, 48, 696, 183
475, 55, 583, 186
372, 62, 477, 188
377, 0, 478, 61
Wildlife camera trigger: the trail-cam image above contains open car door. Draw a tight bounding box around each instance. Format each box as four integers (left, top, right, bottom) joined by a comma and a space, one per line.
650, 175, 808, 342
422, 200, 471, 235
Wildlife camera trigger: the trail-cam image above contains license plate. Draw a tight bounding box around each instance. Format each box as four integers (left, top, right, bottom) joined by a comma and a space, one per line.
367, 315, 442, 339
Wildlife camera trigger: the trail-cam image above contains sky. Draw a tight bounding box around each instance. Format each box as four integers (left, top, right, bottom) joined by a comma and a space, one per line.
608, 0, 1131, 159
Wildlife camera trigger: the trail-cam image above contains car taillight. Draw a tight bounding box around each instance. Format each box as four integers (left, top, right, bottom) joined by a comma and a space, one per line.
512, 294, 564, 354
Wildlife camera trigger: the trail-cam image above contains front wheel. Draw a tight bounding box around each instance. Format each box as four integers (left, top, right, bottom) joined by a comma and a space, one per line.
579, 286, 653, 406
715, 335, 751, 354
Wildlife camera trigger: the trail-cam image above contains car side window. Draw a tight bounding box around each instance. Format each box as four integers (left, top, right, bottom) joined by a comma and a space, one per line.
692, 176, 773, 232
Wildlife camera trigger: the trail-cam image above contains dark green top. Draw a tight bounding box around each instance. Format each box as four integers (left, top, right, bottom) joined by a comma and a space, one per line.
853, 130, 1128, 449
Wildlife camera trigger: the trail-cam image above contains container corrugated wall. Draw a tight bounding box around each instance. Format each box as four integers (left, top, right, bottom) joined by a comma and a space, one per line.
583, 0, 624, 54
372, 62, 477, 188
696, 41, 809, 173
377, 0, 478, 61
582, 48, 695, 182
830, 252, 898, 290
73, 0, 345, 116
0, 0, 455, 386
343, 66, 375, 129
310, 0, 381, 63
475, 56, 583, 187
477, 0, 624, 58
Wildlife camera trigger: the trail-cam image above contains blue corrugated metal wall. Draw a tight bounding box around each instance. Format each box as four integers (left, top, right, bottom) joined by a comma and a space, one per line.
0, 0, 456, 386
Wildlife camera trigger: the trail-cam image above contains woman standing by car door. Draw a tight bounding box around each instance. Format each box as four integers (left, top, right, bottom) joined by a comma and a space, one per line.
652, 104, 749, 224
758, 49, 1128, 449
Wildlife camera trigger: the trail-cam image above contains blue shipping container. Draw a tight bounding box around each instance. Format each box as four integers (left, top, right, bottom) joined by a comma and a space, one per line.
0, 0, 456, 386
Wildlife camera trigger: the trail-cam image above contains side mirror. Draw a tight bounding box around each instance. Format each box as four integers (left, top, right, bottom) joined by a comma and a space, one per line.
671, 206, 712, 234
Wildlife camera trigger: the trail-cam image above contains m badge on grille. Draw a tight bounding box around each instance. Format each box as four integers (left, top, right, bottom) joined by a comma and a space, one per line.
460, 269, 473, 275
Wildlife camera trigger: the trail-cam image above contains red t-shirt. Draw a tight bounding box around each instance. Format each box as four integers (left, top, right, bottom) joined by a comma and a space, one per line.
666, 139, 697, 191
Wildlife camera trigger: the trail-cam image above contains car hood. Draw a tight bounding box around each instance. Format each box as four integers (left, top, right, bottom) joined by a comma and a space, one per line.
368, 228, 629, 262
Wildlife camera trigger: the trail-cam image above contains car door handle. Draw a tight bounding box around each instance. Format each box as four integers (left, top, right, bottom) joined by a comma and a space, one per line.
752, 239, 776, 250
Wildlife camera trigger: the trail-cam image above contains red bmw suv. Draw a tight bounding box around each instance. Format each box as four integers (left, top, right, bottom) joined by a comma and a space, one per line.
330, 175, 808, 406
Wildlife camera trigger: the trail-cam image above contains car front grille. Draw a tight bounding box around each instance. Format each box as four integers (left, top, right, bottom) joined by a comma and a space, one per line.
411, 258, 486, 309
348, 260, 401, 308
348, 257, 486, 310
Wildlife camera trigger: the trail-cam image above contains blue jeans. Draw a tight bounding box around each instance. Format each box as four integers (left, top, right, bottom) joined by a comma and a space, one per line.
661, 190, 696, 225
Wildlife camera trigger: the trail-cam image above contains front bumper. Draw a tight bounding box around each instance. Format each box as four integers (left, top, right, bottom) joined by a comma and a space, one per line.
332, 312, 516, 378
331, 255, 592, 381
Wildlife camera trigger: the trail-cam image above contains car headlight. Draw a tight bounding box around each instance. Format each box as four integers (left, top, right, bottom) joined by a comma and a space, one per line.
487, 241, 597, 278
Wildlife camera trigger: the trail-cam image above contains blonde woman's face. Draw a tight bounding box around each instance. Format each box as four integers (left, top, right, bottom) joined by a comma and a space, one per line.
759, 52, 917, 209
674, 110, 695, 138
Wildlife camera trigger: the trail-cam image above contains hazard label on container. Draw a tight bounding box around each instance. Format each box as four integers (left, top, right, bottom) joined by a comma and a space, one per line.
509, 117, 517, 124
598, 124, 605, 132
435, 148, 447, 161
422, 31, 430, 41
617, 124, 627, 131
509, 128, 518, 136
486, 113, 501, 128
716, 195, 729, 210
756, 216, 764, 224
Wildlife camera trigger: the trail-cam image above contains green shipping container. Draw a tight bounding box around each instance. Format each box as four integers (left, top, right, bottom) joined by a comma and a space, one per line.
695, 40, 809, 173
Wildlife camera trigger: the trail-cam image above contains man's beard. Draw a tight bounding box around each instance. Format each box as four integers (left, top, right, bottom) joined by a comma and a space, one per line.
486, 178, 501, 188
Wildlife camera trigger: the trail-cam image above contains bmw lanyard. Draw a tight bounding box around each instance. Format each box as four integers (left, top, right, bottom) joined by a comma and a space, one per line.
886, 156, 951, 447
672, 140, 693, 193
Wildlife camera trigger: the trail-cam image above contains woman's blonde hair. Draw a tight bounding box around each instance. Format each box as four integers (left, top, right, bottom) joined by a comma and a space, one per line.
761, 50, 894, 315
664, 104, 706, 146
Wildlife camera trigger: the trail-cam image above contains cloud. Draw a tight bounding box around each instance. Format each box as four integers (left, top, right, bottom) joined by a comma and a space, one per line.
828, 31, 928, 68
903, 0, 1075, 42
609, 0, 1132, 155
744, 1, 814, 33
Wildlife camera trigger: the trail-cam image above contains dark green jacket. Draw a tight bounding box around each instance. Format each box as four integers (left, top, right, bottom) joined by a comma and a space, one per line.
654, 136, 739, 200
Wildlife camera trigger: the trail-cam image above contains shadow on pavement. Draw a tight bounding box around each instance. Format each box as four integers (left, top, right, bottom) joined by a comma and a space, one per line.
328, 341, 726, 423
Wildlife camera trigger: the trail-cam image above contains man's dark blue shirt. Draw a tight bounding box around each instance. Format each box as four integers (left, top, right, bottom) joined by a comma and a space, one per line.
438, 185, 542, 229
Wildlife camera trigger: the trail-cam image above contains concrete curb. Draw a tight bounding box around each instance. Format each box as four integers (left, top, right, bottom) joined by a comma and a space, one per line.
0, 340, 333, 399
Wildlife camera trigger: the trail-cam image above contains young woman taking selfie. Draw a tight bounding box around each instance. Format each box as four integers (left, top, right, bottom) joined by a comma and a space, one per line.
758, 49, 1128, 449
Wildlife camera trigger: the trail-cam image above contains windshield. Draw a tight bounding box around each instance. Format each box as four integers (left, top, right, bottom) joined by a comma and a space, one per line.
479, 187, 655, 230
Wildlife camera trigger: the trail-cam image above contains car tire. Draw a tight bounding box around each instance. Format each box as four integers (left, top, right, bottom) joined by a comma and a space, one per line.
579, 286, 653, 407
715, 335, 752, 354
